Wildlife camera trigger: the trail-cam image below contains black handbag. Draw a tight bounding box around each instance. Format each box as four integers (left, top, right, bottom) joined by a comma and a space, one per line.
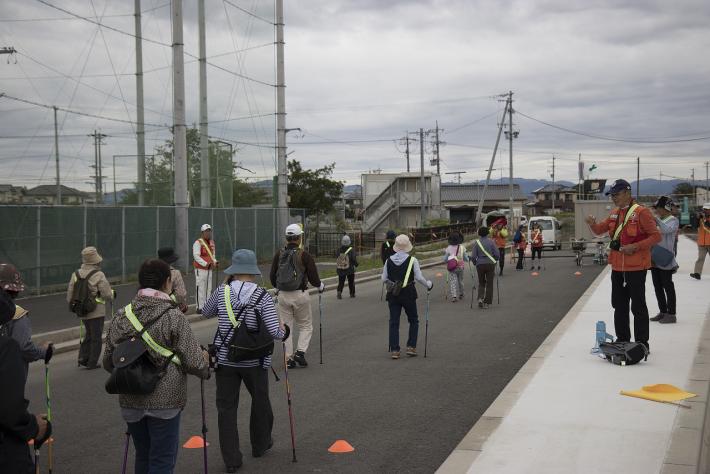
228, 303, 275, 362
105, 309, 175, 395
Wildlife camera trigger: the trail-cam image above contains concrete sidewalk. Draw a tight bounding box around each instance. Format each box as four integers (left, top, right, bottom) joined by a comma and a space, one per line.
439, 236, 710, 474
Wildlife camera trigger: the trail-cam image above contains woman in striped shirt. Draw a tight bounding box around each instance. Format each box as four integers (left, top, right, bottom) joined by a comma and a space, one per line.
202, 249, 288, 473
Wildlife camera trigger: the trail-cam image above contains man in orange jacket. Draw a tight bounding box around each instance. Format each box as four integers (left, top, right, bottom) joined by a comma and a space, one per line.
585, 179, 661, 351
690, 203, 710, 280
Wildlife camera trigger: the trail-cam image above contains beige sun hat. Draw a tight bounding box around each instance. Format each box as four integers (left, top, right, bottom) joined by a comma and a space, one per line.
393, 234, 413, 253
81, 246, 103, 265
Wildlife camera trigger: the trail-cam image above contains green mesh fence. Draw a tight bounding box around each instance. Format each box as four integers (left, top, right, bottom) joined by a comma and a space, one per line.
0, 206, 305, 294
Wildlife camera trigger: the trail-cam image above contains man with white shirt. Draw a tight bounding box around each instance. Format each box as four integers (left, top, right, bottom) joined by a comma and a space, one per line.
193, 224, 218, 312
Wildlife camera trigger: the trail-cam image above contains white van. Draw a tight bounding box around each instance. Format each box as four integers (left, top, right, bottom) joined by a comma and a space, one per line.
528, 216, 562, 250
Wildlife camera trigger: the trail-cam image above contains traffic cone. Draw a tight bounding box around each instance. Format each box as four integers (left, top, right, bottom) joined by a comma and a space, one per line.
574, 271, 582, 276
328, 440, 355, 453
435, 272, 443, 278
183, 435, 208, 449
531, 272, 539, 276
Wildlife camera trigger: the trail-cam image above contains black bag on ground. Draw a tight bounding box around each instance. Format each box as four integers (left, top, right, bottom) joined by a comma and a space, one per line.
105, 310, 175, 395
599, 341, 648, 366
69, 269, 99, 317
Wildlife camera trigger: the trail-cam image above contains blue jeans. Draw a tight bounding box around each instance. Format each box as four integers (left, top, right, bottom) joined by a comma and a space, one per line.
388, 298, 419, 351
127, 413, 181, 474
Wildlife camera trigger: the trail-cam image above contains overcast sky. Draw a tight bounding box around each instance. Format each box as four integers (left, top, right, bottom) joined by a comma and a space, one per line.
1, 0, 709, 192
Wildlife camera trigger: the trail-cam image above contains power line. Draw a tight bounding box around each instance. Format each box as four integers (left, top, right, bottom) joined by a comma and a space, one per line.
224, 0, 274, 25
0, 13, 133, 22
517, 110, 710, 143
0, 93, 168, 127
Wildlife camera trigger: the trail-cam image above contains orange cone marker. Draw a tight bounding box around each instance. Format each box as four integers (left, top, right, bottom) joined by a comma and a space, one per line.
435, 272, 443, 278
183, 435, 209, 449
531, 272, 539, 276
574, 271, 582, 276
328, 440, 355, 453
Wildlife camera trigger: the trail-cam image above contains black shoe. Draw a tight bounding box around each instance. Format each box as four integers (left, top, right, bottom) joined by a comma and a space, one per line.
293, 350, 308, 367
225, 462, 242, 472
690, 273, 701, 280
286, 358, 296, 369
659, 314, 677, 324
337, 292, 342, 299
650, 312, 665, 322
196, 308, 203, 314
253, 440, 273, 458
350, 293, 355, 298
78, 361, 87, 368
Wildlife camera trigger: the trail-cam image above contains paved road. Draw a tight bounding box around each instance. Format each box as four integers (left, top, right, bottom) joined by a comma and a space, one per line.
19, 263, 332, 335
25, 253, 603, 473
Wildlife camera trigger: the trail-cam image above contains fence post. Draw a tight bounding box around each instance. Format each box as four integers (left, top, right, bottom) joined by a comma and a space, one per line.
36, 207, 41, 295
121, 207, 126, 282
83, 205, 87, 248
156, 206, 160, 252
254, 208, 258, 260
233, 208, 237, 253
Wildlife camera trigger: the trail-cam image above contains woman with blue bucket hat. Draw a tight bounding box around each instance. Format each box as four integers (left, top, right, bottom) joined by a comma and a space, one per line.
202, 249, 289, 472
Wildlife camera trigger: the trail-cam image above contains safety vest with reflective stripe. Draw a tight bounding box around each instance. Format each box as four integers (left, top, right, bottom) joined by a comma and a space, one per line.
224, 285, 241, 328
476, 239, 498, 264
199, 238, 215, 262
613, 203, 640, 241
124, 304, 181, 365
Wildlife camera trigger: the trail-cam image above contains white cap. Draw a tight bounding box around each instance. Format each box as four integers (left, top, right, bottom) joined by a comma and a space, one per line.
285, 223, 303, 236
201, 224, 212, 232
703, 203, 710, 210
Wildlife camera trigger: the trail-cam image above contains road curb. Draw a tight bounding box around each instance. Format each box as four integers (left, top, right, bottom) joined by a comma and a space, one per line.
38, 256, 446, 356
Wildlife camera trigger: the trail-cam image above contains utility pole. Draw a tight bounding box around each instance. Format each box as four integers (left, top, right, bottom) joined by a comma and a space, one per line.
433, 121, 442, 175
276, 0, 289, 232
172, 0, 189, 270
636, 156, 641, 201
134, 0, 146, 206
404, 133, 410, 172
551, 155, 556, 212
507, 91, 514, 226
476, 98, 508, 224
705, 161, 709, 197
53, 106, 61, 205
420, 128, 425, 226
89, 131, 107, 203
198, 0, 210, 208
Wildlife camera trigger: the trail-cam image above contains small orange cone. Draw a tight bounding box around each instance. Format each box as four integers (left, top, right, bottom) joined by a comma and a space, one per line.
435, 272, 443, 278
183, 435, 209, 449
574, 271, 582, 276
328, 440, 355, 453
531, 271, 539, 276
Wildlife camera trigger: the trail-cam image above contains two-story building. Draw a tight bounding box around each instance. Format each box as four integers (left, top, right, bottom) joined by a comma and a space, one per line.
23, 185, 89, 205
530, 184, 577, 214
0, 184, 25, 204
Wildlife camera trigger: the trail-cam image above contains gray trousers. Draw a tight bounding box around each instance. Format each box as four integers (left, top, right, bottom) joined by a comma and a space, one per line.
78, 317, 104, 367
215, 365, 274, 467
695, 246, 710, 274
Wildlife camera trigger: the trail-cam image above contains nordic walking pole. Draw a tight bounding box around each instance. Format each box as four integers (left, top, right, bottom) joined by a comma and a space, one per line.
496, 271, 500, 305
380, 281, 384, 301
282, 339, 297, 462
200, 375, 208, 474
424, 288, 430, 358
319, 293, 323, 365
121, 432, 130, 474
44, 343, 54, 474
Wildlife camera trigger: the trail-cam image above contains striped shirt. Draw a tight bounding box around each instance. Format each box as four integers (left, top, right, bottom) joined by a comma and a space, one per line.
202, 281, 284, 369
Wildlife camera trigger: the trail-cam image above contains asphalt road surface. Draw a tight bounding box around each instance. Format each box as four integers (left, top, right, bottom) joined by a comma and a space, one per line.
25, 253, 604, 473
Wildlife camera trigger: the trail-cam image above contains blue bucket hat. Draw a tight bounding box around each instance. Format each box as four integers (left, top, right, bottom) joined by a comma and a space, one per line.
224, 249, 261, 276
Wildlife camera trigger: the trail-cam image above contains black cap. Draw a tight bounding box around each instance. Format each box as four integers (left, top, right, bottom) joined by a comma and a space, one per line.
386, 230, 396, 239
157, 247, 179, 264
605, 179, 632, 195
654, 196, 674, 211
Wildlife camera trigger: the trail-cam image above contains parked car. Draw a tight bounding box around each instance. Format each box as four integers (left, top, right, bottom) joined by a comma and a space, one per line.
528, 216, 562, 250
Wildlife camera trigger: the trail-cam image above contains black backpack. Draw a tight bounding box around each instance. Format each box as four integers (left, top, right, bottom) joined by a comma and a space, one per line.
276, 248, 305, 292
214, 289, 275, 363
105, 308, 175, 395
69, 269, 99, 317
599, 341, 649, 366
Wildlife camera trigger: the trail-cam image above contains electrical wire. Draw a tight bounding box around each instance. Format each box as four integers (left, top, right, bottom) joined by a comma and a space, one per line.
516, 110, 710, 144
223, 0, 274, 25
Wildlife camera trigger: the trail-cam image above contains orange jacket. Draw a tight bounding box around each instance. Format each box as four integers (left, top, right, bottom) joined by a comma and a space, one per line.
531, 229, 543, 248
589, 202, 661, 271
192, 238, 217, 270
699, 218, 710, 246
490, 227, 509, 249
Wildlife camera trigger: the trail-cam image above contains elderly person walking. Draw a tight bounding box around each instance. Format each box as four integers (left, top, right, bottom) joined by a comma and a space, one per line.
382, 234, 433, 359
158, 247, 188, 313
67, 246, 114, 369
202, 249, 288, 472
103, 258, 209, 474
335, 234, 358, 299
471, 227, 500, 308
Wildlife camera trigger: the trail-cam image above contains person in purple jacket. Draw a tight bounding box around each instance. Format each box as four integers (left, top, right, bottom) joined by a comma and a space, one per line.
470, 227, 500, 308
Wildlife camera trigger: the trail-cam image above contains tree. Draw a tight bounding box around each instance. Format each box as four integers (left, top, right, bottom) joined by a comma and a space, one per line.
287, 160, 343, 219
233, 179, 269, 207
672, 182, 694, 197
121, 127, 235, 206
